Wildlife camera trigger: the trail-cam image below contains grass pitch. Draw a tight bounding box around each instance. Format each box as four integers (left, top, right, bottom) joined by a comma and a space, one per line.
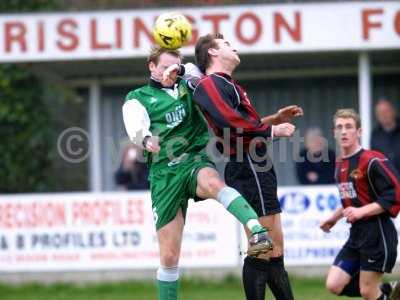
0, 276, 357, 300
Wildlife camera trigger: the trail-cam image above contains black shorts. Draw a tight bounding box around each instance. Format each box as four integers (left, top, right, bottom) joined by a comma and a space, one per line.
334, 216, 398, 274
224, 146, 281, 216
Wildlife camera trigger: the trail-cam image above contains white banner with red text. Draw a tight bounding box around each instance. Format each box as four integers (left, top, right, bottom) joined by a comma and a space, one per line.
1, 187, 399, 271
0, 1, 399, 62
0, 192, 239, 271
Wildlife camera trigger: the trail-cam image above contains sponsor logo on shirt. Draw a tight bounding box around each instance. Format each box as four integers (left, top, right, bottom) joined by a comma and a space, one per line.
165, 104, 186, 128
338, 182, 357, 199
350, 168, 363, 180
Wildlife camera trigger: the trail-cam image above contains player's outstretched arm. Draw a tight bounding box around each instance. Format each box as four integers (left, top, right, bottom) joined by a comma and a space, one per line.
262, 105, 304, 125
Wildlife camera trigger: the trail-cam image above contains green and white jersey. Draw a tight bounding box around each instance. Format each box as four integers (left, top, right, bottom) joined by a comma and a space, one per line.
122, 78, 209, 171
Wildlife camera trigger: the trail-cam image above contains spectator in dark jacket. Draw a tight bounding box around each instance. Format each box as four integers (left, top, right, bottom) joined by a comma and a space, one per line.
115, 144, 149, 190
296, 127, 336, 185
371, 99, 400, 173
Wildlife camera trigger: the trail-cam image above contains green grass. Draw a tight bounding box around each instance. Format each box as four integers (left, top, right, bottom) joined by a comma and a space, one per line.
0, 276, 357, 300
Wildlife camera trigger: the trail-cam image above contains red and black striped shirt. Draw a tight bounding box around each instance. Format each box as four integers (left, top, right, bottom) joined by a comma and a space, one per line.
193, 72, 271, 155
336, 148, 400, 219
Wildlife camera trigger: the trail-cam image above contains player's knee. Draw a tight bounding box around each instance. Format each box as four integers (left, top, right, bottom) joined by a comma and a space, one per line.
202, 174, 224, 196
326, 279, 343, 295
271, 246, 283, 258
161, 249, 180, 267
359, 284, 375, 299
198, 168, 224, 196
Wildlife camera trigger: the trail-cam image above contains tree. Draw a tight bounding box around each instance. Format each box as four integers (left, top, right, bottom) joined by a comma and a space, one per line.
0, 0, 57, 192
0, 0, 55, 12
0, 65, 54, 192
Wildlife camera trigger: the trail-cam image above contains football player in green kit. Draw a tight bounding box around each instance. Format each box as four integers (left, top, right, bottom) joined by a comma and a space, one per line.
122, 45, 277, 300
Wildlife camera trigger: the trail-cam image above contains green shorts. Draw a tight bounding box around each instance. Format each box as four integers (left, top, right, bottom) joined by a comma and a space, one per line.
149, 152, 214, 231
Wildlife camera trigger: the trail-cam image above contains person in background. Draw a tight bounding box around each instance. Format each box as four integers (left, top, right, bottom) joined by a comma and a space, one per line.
114, 144, 149, 190
296, 127, 336, 185
371, 99, 400, 173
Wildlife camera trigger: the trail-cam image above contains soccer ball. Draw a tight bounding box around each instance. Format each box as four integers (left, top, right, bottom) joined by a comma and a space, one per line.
153, 12, 192, 50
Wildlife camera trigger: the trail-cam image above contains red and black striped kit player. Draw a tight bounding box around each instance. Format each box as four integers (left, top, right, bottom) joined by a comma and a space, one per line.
194, 72, 280, 220
335, 148, 400, 275
193, 33, 303, 300
322, 108, 400, 299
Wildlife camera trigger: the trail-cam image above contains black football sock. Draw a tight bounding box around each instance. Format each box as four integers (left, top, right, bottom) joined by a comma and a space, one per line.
376, 293, 388, 300
380, 282, 392, 296
243, 255, 294, 300
265, 256, 294, 300
242, 256, 268, 300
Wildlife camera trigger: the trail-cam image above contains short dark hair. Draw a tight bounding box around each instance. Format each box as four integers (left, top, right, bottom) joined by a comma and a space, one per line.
147, 45, 182, 65
195, 33, 224, 73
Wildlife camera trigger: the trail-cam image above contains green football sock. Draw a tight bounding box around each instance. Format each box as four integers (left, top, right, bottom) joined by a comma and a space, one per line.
157, 280, 179, 300
227, 196, 265, 235
217, 187, 265, 235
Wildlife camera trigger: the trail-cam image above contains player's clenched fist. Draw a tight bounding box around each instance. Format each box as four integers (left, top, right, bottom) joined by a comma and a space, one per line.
319, 218, 337, 233
162, 63, 179, 87
275, 105, 304, 124
272, 123, 295, 137
143, 136, 161, 153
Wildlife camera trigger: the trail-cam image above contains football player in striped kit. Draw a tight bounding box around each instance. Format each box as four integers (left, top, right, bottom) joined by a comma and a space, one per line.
320, 108, 400, 300
193, 33, 302, 300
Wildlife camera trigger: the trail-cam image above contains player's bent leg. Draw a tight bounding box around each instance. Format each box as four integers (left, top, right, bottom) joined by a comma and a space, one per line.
195, 167, 273, 256
156, 209, 185, 300
359, 271, 384, 300
326, 265, 352, 295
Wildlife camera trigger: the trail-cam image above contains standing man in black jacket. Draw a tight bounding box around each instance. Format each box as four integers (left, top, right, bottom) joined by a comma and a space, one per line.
371, 99, 400, 173
296, 127, 336, 185
114, 144, 149, 190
